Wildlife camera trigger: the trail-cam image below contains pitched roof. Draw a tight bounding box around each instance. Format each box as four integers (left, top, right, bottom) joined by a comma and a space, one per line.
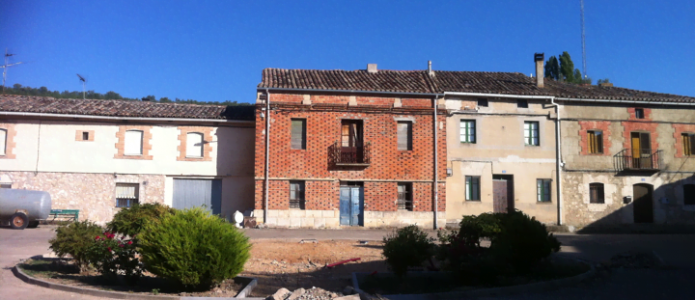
259, 68, 695, 104
0, 95, 255, 121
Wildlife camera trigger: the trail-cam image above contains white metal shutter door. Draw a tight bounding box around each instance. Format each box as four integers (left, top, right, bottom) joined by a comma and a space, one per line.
172, 179, 222, 215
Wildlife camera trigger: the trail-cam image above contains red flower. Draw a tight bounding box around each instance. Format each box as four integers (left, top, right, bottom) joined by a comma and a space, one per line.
95, 236, 100, 240
119, 244, 124, 248
127, 241, 133, 245
107, 247, 111, 252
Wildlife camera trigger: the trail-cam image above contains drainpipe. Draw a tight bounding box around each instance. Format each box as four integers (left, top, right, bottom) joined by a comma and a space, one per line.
433, 95, 439, 229
547, 97, 563, 225
264, 89, 270, 224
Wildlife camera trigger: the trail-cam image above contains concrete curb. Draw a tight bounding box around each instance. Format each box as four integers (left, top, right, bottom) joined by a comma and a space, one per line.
352, 262, 596, 300
13, 263, 261, 300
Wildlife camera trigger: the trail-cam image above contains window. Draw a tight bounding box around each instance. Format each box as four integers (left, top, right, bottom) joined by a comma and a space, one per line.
524, 121, 540, 146
460, 120, 476, 143
635, 108, 645, 119
124, 130, 143, 155
589, 183, 605, 204
537, 179, 552, 202
397, 183, 413, 211
682, 133, 695, 156
186, 132, 204, 157
397, 121, 412, 151
0, 183, 11, 189
291, 119, 306, 150
341, 120, 363, 148
289, 181, 305, 209
588, 130, 603, 154
0, 128, 6, 155
465, 176, 480, 201
518, 100, 528, 108
684, 184, 695, 205
82, 132, 89, 141
477, 99, 488, 107
115, 183, 139, 208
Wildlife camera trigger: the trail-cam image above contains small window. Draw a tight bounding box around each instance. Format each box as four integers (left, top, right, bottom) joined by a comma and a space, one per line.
682, 133, 695, 156
289, 181, 305, 209
397, 183, 413, 211
537, 179, 552, 202
124, 130, 143, 155
684, 184, 695, 205
518, 99, 528, 108
465, 176, 480, 201
115, 183, 139, 208
291, 119, 306, 150
635, 108, 645, 119
186, 132, 204, 157
460, 120, 476, 143
0, 183, 11, 189
82, 132, 89, 141
524, 121, 540, 146
397, 121, 412, 151
477, 99, 488, 107
0, 128, 6, 155
589, 183, 605, 204
588, 130, 603, 154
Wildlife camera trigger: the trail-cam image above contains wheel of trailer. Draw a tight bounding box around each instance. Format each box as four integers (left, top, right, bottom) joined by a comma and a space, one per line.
10, 213, 28, 230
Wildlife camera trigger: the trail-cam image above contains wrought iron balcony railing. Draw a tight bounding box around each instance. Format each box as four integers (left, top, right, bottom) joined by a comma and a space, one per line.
613, 149, 663, 172
329, 141, 371, 166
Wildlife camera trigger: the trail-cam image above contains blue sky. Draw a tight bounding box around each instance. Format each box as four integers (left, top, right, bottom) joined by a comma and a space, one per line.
1, 0, 694, 103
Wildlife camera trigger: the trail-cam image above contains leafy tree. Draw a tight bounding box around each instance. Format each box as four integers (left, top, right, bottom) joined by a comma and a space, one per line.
597, 78, 611, 84
544, 52, 591, 84
544, 56, 560, 80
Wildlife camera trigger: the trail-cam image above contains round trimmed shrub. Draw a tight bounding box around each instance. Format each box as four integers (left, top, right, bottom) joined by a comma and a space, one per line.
490, 211, 561, 273
49, 220, 103, 272
382, 225, 434, 279
107, 203, 175, 238
139, 207, 251, 290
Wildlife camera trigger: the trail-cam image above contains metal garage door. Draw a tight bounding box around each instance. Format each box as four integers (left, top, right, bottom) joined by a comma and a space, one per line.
173, 179, 222, 215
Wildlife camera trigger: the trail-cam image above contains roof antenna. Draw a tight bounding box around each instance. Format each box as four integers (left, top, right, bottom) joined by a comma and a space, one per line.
580, 0, 588, 80
2, 48, 25, 93
77, 74, 87, 100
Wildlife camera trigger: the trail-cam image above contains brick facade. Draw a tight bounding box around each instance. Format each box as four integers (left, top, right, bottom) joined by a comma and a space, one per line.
176, 126, 214, 161
114, 125, 153, 160
0, 122, 17, 159
621, 122, 659, 152
578, 121, 612, 156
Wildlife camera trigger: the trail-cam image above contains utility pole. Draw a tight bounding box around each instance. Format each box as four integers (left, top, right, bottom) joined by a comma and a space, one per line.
2, 48, 25, 93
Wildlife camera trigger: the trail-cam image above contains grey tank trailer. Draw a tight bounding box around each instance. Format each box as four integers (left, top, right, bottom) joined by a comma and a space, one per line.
0, 189, 52, 229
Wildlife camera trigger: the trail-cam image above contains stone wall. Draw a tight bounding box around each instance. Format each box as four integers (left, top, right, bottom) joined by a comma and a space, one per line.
0, 171, 165, 224
253, 209, 445, 229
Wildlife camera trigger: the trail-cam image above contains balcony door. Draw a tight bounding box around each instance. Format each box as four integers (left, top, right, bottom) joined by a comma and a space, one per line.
341, 120, 363, 163
631, 132, 652, 169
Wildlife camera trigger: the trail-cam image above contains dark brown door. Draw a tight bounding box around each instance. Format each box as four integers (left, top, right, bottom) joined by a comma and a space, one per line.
493, 175, 514, 213
633, 184, 653, 223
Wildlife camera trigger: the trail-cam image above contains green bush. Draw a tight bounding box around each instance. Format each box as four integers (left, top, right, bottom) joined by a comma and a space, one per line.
48, 221, 103, 272
491, 211, 561, 273
458, 213, 502, 248
382, 225, 434, 279
139, 207, 251, 290
106, 203, 175, 238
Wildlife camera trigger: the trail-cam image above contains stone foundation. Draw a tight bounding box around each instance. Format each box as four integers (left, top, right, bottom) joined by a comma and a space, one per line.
253, 209, 444, 229
0, 171, 165, 224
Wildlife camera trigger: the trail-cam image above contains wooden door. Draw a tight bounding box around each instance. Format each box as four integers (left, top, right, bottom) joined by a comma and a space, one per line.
631, 132, 652, 169
339, 186, 363, 226
633, 184, 653, 223
493, 179, 508, 213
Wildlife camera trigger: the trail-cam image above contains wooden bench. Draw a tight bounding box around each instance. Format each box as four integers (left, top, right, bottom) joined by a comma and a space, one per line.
49, 209, 80, 222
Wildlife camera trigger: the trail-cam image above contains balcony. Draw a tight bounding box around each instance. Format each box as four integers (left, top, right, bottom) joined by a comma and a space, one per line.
613, 149, 663, 173
329, 141, 371, 167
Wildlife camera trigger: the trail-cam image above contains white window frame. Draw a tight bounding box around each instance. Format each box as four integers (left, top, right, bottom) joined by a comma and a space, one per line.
460, 120, 476, 143
186, 132, 204, 158
124, 130, 143, 155
524, 121, 540, 146
0, 128, 6, 156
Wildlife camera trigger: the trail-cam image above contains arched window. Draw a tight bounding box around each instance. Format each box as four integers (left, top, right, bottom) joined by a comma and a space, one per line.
186, 132, 204, 158
589, 183, 605, 204
684, 184, 695, 205
124, 130, 143, 155
0, 128, 7, 156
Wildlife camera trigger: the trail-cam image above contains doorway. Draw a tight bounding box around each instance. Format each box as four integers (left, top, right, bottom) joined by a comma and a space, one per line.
633, 183, 654, 223
172, 179, 222, 215
631, 132, 652, 169
339, 182, 363, 226
492, 175, 514, 213
341, 120, 364, 163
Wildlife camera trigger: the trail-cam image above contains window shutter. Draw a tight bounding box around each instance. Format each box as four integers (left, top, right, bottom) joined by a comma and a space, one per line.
689, 134, 695, 156
124, 130, 143, 155
397, 122, 411, 150
0, 129, 6, 155
596, 131, 603, 153
291, 120, 305, 149
115, 184, 138, 199
588, 131, 595, 153
186, 132, 203, 157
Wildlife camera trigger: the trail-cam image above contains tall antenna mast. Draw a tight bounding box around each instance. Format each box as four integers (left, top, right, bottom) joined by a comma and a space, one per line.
2, 48, 25, 93
580, 0, 587, 80
77, 74, 87, 100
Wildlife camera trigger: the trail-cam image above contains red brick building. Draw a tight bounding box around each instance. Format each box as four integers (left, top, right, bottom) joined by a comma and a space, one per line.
253, 66, 447, 228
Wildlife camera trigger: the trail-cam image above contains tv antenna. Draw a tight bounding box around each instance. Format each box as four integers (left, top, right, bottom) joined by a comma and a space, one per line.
580, 0, 587, 80
77, 74, 87, 99
2, 48, 25, 93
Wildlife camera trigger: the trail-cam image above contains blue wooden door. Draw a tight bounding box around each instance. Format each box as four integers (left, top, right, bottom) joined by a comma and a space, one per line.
351, 187, 362, 226
340, 187, 363, 226
339, 188, 351, 225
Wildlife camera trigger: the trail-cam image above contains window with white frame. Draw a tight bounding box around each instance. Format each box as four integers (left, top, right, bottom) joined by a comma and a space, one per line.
0, 128, 6, 155
524, 121, 539, 146
465, 176, 480, 201
115, 183, 139, 208
460, 120, 476, 143
537, 179, 552, 202
186, 132, 204, 157
124, 130, 143, 155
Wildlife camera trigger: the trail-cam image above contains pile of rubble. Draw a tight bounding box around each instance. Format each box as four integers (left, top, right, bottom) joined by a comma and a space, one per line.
266, 286, 386, 300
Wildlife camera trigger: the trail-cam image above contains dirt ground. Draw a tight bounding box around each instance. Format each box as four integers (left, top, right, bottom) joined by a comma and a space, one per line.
241, 240, 388, 297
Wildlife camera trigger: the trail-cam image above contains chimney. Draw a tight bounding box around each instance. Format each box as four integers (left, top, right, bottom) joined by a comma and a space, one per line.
534, 53, 544, 88
367, 63, 377, 73
428, 60, 434, 76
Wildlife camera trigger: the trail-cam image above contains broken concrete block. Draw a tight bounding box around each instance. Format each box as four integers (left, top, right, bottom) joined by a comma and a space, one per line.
334, 295, 360, 300
266, 287, 290, 300
287, 288, 305, 300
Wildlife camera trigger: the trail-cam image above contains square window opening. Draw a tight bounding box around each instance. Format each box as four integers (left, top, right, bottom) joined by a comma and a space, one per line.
524, 121, 540, 146
82, 132, 89, 141
291, 119, 307, 150
477, 99, 488, 107
588, 130, 604, 154
635, 108, 645, 119
517, 100, 529, 108
537, 179, 552, 202
682, 133, 695, 156
589, 183, 605, 204
289, 181, 306, 209
397, 121, 412, 151
460, 120, 476, 144
115, 183, 139, 208
397, 183, 413, 211
465, 176, 481, 201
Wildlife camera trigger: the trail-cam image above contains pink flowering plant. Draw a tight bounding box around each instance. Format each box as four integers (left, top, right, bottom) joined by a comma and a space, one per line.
87, 231, 142, 284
